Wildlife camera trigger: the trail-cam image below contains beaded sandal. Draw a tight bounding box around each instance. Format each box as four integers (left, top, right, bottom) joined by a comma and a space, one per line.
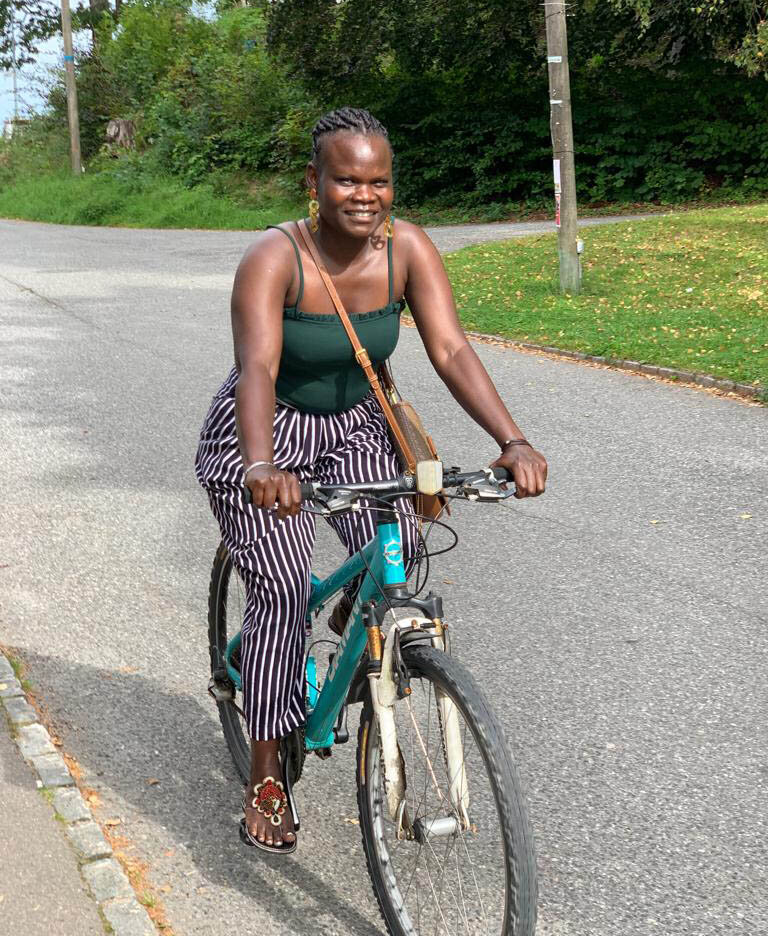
239, 775, 298, 854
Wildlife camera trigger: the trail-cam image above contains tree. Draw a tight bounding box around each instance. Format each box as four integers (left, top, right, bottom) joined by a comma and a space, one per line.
0, 0, 59, 69
605, 0, 768, 76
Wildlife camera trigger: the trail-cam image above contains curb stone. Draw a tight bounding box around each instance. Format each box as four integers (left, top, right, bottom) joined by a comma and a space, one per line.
67, 820, 114, 861
0, 677, 25, 698
17, 722, 57, 760
83, 859, 135, 902
0, 650, 158, 936
102, 897, 157, 936
54, 787, 92, 822
32, 751, 76, 788
4, 694, 37, 725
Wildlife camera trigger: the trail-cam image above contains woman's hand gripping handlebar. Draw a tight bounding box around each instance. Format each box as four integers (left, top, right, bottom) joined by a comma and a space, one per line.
242, 463, 303, 519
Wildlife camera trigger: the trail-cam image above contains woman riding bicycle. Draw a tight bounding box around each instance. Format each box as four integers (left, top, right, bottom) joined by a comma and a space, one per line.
195, 107, 547, 853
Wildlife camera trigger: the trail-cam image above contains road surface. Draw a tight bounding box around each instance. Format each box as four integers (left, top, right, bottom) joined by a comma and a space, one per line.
0, 217, 765, 936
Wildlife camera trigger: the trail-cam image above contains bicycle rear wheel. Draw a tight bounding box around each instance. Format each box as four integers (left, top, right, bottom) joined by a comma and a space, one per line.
356, 643, 537, 936
208, 542, 307, 787
208, 542, 250, 783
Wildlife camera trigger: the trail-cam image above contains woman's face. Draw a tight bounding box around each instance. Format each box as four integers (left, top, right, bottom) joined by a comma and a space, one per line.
308, 131, 394, 240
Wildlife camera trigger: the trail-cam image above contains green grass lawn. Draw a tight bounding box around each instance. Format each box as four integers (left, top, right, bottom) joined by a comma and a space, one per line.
445, 205, 767, 390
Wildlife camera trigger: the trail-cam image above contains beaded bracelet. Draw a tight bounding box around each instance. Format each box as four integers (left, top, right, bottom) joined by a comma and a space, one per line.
243, 460, 275, 478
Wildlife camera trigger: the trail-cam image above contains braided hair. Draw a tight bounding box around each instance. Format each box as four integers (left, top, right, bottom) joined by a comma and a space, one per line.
311, 107, 390, 165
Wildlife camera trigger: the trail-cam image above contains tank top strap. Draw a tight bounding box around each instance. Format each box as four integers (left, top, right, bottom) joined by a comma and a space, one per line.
387, 217, 395, 304
267, 224, 304, 308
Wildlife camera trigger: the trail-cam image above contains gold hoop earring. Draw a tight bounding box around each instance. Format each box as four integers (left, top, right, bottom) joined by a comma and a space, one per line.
309, 195, 320, 233
384, 214, 394, 238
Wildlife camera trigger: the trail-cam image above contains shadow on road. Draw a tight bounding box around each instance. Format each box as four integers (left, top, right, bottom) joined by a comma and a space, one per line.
11, 649, 384, 936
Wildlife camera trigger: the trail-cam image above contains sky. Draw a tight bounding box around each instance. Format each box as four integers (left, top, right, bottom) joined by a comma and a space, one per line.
1, 33, 88, 128
1, 4, 211, 128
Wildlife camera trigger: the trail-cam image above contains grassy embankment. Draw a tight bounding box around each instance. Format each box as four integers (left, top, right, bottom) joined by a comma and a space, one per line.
0, 171, 303, 229
445, 205, 767, 392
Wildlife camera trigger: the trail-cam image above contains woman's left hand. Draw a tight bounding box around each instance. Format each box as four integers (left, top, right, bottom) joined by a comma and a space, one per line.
491, 444, 548, 499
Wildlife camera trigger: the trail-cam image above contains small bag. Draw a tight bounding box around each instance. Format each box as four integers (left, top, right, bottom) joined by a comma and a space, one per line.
296, 219, 447, 521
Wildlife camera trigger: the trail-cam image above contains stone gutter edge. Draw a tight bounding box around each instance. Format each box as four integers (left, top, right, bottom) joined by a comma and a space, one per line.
0, 650, 158, 936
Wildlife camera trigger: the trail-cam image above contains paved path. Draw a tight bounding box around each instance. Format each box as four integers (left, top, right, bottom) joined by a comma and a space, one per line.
0, 714, 104, 935
0, 217, 766, 936
424, 213, 659, 252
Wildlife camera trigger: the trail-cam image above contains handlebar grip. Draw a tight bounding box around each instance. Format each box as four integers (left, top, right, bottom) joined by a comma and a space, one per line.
242, 481, 316, 506
491, 466, 513, 482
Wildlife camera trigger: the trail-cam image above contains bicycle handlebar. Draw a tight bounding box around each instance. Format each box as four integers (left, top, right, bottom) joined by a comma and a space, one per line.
243, 466, 512, 506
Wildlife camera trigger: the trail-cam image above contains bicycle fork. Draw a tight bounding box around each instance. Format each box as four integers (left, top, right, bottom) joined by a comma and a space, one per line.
366, 614, 471, 839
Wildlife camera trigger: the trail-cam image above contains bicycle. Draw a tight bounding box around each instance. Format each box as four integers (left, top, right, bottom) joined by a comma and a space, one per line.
207, 464, 537, 936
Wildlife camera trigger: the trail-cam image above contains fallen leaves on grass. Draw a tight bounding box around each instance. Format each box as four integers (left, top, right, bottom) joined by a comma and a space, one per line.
444, 204, 768, 388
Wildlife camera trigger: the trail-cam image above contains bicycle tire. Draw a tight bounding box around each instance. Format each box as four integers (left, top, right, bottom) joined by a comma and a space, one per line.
208, 542, 307, 787
208, 542, 251, 784
356, 643, 537, 936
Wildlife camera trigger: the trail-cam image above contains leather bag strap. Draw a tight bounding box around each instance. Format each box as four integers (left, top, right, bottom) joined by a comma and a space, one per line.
296, 219, 417, 472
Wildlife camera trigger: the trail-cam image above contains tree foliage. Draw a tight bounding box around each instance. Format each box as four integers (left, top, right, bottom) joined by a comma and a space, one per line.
606, 0, 768, 75
0, 0, 59, 69
30, 0, 768, 209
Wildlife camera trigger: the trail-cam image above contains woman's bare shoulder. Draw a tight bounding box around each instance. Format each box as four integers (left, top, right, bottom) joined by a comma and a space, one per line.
234, 223, 299, 284
394, 218, 441, 258
394, 218, 444, 283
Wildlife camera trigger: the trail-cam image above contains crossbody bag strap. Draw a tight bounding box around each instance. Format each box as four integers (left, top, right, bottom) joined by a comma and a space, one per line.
296, 219, 417, 472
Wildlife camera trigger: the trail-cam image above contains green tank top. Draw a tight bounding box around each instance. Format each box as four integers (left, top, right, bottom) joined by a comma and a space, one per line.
269, 224, 404, 414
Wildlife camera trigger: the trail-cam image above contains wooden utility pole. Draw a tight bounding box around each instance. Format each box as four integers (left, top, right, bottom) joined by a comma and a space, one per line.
545, 0, 580, 293
10, 9, 19, 120
60, 0, 82, 175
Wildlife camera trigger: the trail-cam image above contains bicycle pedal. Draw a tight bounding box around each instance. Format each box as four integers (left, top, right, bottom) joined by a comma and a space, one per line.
207, 676, 235, 702
313, 747, 333, 760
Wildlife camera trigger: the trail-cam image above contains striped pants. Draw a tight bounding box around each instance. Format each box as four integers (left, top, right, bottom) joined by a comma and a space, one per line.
195, 367, 419, 741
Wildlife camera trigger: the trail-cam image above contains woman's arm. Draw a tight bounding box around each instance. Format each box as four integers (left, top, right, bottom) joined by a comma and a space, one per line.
231, 232, 302, 517
402, 224, 547, 498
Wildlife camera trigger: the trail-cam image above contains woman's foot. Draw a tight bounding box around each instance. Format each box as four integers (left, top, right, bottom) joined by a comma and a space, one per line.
243, 739, 296, 851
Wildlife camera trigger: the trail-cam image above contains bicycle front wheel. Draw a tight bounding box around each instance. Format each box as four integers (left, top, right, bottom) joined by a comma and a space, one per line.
356, 644, 537, 936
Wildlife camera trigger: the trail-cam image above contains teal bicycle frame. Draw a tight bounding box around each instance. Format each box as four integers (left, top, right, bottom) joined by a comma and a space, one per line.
224, 516, 406, 751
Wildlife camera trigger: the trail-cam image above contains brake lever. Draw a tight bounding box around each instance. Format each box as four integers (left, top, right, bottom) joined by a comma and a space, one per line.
303, 491, 362, 516
460, 468, 516, 502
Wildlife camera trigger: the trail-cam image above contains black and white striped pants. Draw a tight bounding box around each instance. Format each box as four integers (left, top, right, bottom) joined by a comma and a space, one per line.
195, 367, 419, 741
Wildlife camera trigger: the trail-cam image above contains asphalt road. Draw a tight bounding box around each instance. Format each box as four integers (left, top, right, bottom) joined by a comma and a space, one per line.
1, 217, 766, 936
